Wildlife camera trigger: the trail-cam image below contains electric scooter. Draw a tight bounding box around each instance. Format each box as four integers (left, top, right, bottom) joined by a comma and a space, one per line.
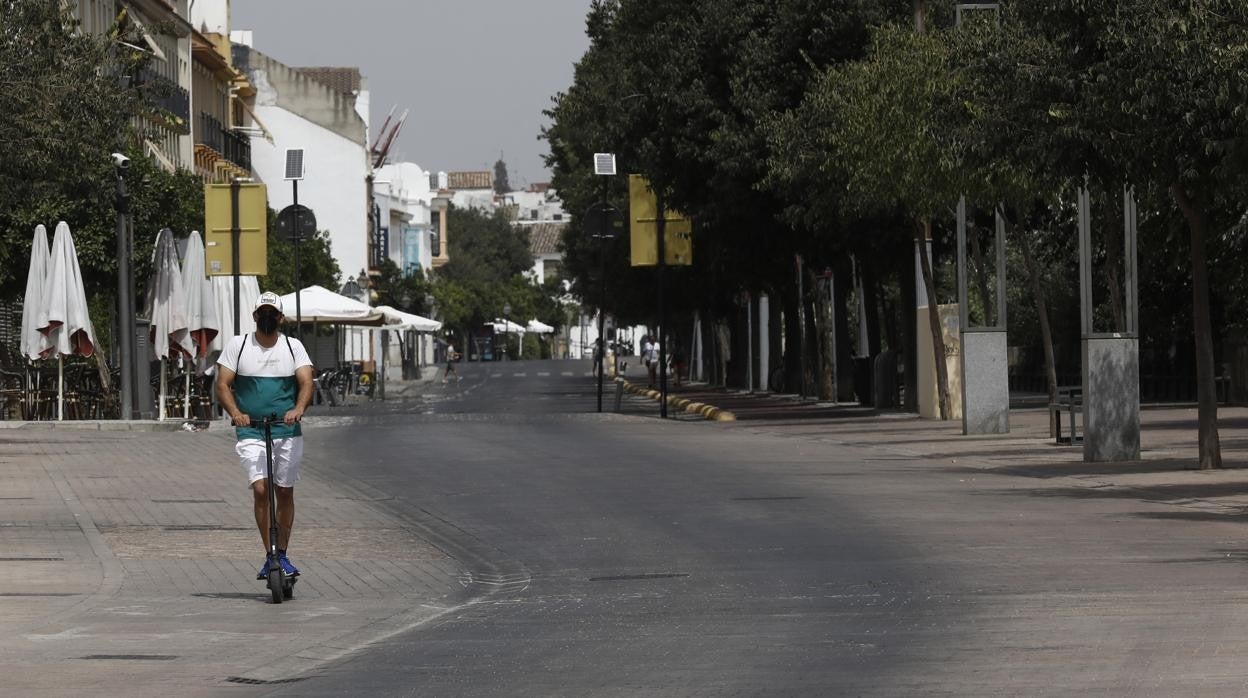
259, 415, 296, 603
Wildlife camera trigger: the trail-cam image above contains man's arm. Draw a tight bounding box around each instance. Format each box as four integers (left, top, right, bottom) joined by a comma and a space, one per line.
285, 365, 314, 425
215, 365, 249, 426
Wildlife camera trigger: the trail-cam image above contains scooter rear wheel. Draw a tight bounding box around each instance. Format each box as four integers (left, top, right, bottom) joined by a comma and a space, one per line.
268, 569, 285, 604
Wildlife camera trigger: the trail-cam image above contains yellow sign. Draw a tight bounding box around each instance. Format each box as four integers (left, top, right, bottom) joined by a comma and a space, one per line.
629, 174, 692, 266
204, 182, 269, 276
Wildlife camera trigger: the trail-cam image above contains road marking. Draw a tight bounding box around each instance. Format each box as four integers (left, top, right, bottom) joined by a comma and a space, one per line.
513, 372, 527, 377
583, 372, 593, 377
537, 371, 550, 377
561, 372, 574, 377
491, 373, 502, 378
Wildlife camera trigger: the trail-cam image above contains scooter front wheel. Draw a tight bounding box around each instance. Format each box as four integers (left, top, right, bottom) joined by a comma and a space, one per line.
269, 569, 285, 604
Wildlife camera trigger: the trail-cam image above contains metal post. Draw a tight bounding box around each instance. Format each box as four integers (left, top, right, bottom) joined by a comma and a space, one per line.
956, 196, 969, 328
745, 293, 753, 392
293, 179, 302, 341
1124, 185, 1139, 335
796, 255, 807, 398
1078, 185, 1092, 336
597, 248, 606, 412
231, 179, 241, 336
115, 171, 135, 420
657, 193, 668, 418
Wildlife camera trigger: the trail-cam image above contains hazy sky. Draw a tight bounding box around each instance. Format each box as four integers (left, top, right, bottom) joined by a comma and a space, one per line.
231, 0, 595, 188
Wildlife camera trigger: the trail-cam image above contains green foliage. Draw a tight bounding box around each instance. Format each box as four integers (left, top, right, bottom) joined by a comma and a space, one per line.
493, 159, 511, 195
372, 259, 432, 315
430, 205, 563, 339
0, 1, 142, 297
262, 223, 341, 296
439, 206, 533, 285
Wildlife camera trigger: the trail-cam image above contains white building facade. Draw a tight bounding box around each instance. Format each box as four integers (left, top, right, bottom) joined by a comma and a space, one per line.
232, 38, 371, 287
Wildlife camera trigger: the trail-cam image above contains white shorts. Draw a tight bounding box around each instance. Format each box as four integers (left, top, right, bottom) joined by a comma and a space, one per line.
236, 437, 304, 487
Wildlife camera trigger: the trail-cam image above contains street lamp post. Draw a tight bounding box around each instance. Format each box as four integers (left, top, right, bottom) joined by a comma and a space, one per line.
590, 153, 618, 413
114, 165, 136, 419
503, 302, 512, 361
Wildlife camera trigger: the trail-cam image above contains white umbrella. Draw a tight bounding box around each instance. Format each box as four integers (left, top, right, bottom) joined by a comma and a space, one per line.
21, 225, 50, 361
145, 228, 193, 420
20, 226, 50, 420
145, 228, 192, 360
180, 231, 219, 418
526, 319, 555, 334
278, 285, 384, 325
181, 231, 219, 361
210, 275, 260, 352
376, 305, 442, 332
37, 221, 97, 420
490, 319, 527, 334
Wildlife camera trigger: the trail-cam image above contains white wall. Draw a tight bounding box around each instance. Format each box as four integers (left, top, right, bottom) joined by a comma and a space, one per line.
190, 0, 230, 34
249, 106, 370, 283
376, 162, 435, 274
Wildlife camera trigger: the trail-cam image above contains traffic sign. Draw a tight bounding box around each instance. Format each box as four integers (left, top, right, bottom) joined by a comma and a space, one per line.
277, 204, 316, 242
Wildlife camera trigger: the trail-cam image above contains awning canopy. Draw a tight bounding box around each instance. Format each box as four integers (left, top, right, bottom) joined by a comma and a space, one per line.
376, 305, 442, 332
279, 285, 385, 326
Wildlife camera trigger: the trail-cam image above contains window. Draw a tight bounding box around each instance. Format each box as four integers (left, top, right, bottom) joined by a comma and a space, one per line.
430, 211, 442, 257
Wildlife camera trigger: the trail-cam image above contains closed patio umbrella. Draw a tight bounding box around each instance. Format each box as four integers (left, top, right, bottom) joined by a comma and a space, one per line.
145, 228, 192, 419
20, 226, 50, 419
180, 231, 219, 418
21, 225, 50, 361
210, 275, 260, 352
181, 231, 219, 361
37, 222, 97, 420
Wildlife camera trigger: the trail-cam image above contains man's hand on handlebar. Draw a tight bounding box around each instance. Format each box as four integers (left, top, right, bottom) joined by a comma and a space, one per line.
231, 412, 251, 427
283, 408, 304, 426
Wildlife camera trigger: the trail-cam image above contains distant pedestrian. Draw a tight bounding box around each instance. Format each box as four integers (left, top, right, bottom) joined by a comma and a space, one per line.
443, 344, 460, 383
671, 344, 687, 387
643, 335, 659, 388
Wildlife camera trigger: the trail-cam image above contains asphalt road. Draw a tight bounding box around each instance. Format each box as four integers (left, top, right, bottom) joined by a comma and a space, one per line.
264, 359, 1248, 696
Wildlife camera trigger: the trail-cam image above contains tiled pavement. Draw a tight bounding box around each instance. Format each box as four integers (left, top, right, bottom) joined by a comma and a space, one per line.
0, 425, 472, 695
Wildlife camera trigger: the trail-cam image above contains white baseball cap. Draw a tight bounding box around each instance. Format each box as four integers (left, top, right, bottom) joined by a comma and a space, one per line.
254, 292, 284, 314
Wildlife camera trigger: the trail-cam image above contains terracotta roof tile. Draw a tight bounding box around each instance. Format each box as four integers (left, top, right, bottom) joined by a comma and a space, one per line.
528, 222, 565, 256
447, 171, 493, 190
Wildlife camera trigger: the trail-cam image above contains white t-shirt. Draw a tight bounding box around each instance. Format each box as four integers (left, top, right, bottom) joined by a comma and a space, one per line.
217, 333, 312, 440
644, 342, 659, 363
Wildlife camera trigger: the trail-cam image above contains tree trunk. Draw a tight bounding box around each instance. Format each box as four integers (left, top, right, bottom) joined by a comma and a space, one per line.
834, 268, 856, 402
901, 254, 918, 411
1018, 223, 1059, 435
806, 268, 834, 400
1103, 203, 1126, 331
969, 225, 994, 326
1171, 182, 1222, 469
916, 218, 951, 419
862, 261, 882, 355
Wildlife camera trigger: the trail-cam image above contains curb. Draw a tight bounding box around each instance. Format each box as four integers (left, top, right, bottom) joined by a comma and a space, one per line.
618, 379, 736, 422
0, 419, 215, 431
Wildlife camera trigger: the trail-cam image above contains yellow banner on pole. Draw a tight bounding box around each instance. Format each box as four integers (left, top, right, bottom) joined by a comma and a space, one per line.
629, 174, 692, 266
204, 182, 269, 276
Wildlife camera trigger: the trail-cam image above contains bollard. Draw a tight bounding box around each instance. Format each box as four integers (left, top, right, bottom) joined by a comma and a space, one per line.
614, 379, 625, 412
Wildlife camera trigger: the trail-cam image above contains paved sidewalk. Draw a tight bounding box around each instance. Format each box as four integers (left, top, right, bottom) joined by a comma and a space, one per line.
628, 379, 1248, 518
0, 421, 474, 695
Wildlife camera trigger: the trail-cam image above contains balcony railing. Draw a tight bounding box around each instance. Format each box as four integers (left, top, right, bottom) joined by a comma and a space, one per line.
198, 112, 251, 172
135, 67, 189, 128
